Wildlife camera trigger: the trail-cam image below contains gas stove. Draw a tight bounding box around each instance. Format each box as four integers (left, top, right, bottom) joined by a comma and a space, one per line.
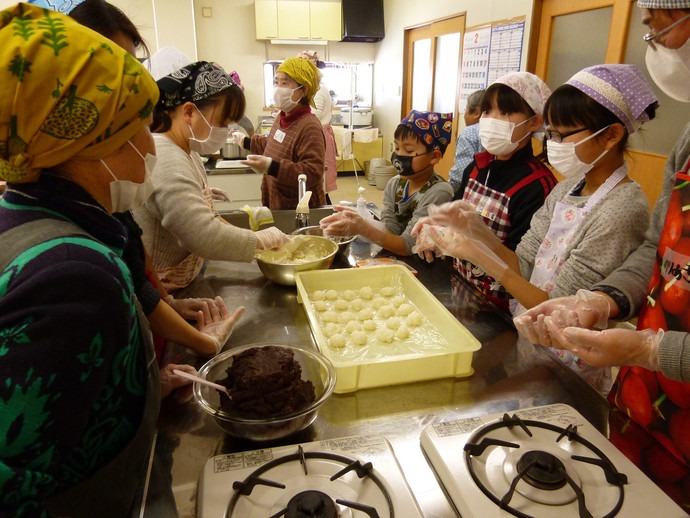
421, 404, 686, 518
197, 434, 423, 518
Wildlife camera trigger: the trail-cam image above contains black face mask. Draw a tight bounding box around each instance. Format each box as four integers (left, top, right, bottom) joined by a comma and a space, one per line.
391, 150, 432, 177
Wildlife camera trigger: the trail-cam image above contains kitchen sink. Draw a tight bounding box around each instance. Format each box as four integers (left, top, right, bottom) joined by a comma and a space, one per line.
219, 207, 336, 234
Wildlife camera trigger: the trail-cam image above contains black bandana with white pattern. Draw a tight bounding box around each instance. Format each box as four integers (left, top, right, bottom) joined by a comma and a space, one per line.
157, 61, 236, 108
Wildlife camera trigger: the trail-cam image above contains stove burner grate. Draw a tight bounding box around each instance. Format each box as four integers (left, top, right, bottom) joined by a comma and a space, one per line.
227, 447, 394, 518
463, 413, 627, 518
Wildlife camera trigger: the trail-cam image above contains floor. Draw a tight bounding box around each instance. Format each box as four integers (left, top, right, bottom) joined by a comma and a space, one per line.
329, 172, 385, 209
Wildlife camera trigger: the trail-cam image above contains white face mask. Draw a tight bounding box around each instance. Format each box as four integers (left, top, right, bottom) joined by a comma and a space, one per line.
546, 125, 611, 179
479, 116, 534, 156
645, 37, 690, 102
189, 105, 228, 154
273, 86, 302, 113
103, 140, 157, 213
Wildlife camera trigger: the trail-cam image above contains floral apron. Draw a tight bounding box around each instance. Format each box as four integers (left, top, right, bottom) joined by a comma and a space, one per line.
607, 162, 690, 498
514, 165, 628, 394
158, 154, 215, 292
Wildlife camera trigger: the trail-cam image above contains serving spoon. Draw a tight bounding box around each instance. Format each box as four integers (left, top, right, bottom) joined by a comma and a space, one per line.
173, 369, 230, 397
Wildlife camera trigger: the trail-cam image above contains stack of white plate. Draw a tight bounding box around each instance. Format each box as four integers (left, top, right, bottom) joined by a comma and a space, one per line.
374, 165, 397, 190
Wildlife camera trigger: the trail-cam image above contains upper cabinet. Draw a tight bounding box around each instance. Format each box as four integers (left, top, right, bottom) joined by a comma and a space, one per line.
255, 0, 342, 41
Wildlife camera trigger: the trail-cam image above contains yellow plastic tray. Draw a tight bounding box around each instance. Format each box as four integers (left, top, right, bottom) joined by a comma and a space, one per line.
295, 265, 481, 393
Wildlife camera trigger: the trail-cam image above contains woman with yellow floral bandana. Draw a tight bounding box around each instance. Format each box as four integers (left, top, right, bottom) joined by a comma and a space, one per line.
231, 57, 327, 209
0, 4, 168, 516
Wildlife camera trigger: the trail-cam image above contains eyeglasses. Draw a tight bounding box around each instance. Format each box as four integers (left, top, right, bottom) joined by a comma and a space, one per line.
545, 128, 589, 143
643, 12, 690, 51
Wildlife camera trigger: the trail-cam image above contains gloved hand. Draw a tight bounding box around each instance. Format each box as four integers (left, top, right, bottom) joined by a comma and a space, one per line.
513, 290, 612, 347
242, 154, 272, 175
256, 226, 289, 250
210, 187, 230, 202
196, 296, 246, 354
549, 326, 662, 371
414, 225, 508, 280
411, 225, 445, 263
412, 200, 502, 252
320, 207, 368, 237
228, 129, 246, 148
159, 363, 197, 402
164, 295, 219, 320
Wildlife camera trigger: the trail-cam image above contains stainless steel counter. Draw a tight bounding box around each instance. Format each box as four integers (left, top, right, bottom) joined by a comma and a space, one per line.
156, 241, 613, 518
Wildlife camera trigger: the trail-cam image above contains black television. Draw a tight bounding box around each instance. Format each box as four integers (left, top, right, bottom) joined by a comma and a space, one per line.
341, 0, 385, 42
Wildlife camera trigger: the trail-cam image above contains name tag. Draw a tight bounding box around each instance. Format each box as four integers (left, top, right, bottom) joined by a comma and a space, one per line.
274, 129, 286, 143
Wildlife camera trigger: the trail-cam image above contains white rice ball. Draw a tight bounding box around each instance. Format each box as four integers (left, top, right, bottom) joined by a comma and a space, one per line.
359, 286, 374, 300
358, 308, 375, 321
329, 333, 347, 348
406, 311, 424, 327
379, 305, 396, 318
391, 296, 405, 308
312, 290, 325, 301
314, 300, 328, 312
398, 303, 414, 316
352, 330, 368, 345
345, 320, 362, 334
380, 286, 395, 297
376, 327, 395, 343
350, 298, 363, 311
324, 322, 340, 337
386, 317, 401, 330
325, 289, 339, 300
363, 319, 377, 332
342, 290, 357, 301
396, 325, 410, 339
334, 299, 350, 311
372, 297, 387, 310
323, 310, 339, 323
339, 311, 356, 324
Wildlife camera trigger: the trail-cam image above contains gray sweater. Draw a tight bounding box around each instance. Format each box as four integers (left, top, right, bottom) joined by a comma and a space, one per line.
517, 173, 650, 299
134, 134, 257, 270
594, 121, 690, 382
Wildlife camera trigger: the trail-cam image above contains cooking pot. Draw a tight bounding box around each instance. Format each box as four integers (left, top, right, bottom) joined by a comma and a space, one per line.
221, 141, 247, 159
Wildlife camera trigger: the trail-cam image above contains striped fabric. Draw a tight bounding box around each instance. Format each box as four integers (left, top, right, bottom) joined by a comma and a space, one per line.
637, 0, 690, 7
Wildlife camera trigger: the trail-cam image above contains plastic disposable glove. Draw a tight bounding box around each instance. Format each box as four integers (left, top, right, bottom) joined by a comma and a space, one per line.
547, 326, 662, 371
513, 290, 612, 347
196, 296, 246, 354
256, 226, 289, 250
159, 363, 197, 402
228, 129, 246, 148
242, 154, 272, 174
414, 225, 508, 281
210, 187, 230, 202
411, 226, 445, 263
320, 207, 368, 237
164, 295, 219, 320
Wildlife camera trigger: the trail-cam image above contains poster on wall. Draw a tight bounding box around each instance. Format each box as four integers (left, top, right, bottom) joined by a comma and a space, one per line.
459, 16, 526, 113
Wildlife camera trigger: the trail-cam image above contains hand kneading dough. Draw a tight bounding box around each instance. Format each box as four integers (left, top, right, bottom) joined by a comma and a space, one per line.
406, 311, 423, 327
391, 296, 405, 308
380, 286, 395, 297
324, 322, 340, 337
329, 333, 347, 348
397, 303, 414, 316
379, 305, 396, 318
359, 286, 374, 300
376, 327, 395, 343
342, 290, 357, 301
325, 289, 339, 300
314, 300, 328, 312
386, 317, 401, 330
339, 311, 356, 324
350, 298, 363, 311
345, 320, 362, 334
334, 299, 350, 311
323, 310, 339, 323
352, 330, 367, 345
313, 290, 325, 301
395, 325, 410, 339
358, 308, 375, 321
363, 319, 377, 332
372, 297, 387, 310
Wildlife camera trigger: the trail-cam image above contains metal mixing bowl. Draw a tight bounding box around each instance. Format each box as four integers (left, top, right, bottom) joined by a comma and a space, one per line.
193, 344, 336, 441
292, 225, 356, 255
254, 235, 338, 286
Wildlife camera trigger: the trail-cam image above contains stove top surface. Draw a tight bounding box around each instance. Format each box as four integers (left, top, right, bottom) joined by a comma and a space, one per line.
197, 434, 423, 518
421, 403, 686, 518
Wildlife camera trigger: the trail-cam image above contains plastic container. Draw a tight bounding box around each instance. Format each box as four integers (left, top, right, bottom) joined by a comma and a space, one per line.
295, 265, 481, 393
374, 165, 396, 190
369, 158, 388, 186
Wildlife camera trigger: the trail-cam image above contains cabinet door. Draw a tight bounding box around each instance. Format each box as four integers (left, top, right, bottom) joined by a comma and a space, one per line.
255, 0, 278, 40
310, 1, 342, 41
278, 0, 311, 40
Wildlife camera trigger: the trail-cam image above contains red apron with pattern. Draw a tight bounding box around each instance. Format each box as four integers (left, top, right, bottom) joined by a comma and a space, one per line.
454, 152, 554, 312
607, 165, 690, 503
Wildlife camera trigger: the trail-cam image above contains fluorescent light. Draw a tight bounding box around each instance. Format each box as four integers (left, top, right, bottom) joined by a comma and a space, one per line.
270, 39, 328, 46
